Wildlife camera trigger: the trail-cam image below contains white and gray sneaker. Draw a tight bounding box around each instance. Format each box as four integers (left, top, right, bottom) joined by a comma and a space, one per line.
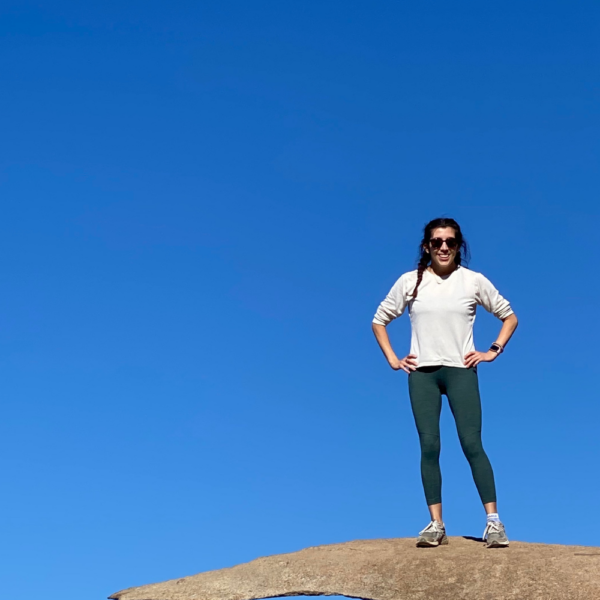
416, 520, 448, 547
482, 521, 509, 548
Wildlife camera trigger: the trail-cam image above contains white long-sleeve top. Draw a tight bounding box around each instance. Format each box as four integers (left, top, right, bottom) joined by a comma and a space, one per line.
373, 266, 514, 368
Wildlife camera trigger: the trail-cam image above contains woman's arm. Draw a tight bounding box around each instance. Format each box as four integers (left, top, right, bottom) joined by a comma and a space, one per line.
494, 312, 519, 348
464, 313, 518, 368
372, 322, 417, 373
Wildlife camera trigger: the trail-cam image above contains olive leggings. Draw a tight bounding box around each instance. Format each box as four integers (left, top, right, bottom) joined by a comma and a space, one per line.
408, 365, 497, 506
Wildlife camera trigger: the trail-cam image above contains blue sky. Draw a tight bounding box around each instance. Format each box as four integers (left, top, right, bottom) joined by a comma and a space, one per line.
1, 2, 599, 599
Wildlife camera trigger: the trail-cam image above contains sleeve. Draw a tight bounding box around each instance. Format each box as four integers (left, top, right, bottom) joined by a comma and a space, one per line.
372, 274, 409, 326
475, 272, 514, 320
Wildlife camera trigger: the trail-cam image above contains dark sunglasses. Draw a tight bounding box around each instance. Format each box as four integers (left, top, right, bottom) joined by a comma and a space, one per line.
429, 237, 458, 250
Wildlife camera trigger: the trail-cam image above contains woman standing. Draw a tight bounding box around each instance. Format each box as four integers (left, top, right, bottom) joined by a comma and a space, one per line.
372, 218, 518, 548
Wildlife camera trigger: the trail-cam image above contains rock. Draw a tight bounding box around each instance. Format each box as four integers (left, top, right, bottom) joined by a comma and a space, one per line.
109, 537, 600, 600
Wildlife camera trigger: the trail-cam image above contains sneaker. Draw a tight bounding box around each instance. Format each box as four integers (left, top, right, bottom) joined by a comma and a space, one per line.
416, 520, 448, 547
482, 520, 509, 548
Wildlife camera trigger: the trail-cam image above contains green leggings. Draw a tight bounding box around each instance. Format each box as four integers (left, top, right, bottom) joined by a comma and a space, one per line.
408, 366, 497, 506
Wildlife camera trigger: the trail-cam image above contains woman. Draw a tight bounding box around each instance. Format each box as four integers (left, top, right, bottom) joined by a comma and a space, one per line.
372, 217, 518, 548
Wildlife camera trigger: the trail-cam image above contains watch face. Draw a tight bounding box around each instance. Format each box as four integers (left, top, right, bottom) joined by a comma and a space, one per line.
490, 344, 500, 352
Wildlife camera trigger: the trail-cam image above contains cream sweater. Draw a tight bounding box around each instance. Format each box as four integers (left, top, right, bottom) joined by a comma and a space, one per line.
373, 266, 514, 368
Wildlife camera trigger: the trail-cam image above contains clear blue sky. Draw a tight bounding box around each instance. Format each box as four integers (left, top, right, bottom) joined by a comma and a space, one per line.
1, 2, 599, 599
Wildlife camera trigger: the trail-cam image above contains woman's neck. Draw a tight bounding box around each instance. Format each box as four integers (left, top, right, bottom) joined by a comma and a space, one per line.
428, 263, 458, 277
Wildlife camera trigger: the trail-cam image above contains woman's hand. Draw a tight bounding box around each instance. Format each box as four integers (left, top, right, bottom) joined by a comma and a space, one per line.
389, 354, 418, 373
464, 350, 498, 368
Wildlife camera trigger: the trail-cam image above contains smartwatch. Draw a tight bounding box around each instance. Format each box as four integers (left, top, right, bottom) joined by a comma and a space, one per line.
489, 343, 504, 354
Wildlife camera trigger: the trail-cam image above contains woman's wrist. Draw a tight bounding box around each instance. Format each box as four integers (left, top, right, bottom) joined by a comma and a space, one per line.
485, 350, 498, 361
489, 342, 504, 355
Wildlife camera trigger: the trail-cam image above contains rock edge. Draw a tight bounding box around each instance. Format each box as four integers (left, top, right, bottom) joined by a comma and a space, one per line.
109, 536, 600, 600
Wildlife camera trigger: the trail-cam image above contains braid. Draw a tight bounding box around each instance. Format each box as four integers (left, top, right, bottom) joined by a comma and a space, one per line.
411, 255, 429, 299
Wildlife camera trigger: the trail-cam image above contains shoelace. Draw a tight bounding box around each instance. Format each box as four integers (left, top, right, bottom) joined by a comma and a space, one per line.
482, 520, 504, 540
419, 521, 444, 535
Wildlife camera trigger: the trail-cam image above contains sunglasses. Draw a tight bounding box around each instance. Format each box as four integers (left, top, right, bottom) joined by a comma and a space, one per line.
429, 237, 458, 250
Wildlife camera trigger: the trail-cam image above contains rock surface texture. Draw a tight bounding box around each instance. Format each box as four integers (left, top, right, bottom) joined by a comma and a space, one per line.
109, 537, 600, 600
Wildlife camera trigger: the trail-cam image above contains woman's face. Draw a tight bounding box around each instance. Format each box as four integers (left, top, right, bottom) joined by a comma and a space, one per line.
426, 227, 458, 270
